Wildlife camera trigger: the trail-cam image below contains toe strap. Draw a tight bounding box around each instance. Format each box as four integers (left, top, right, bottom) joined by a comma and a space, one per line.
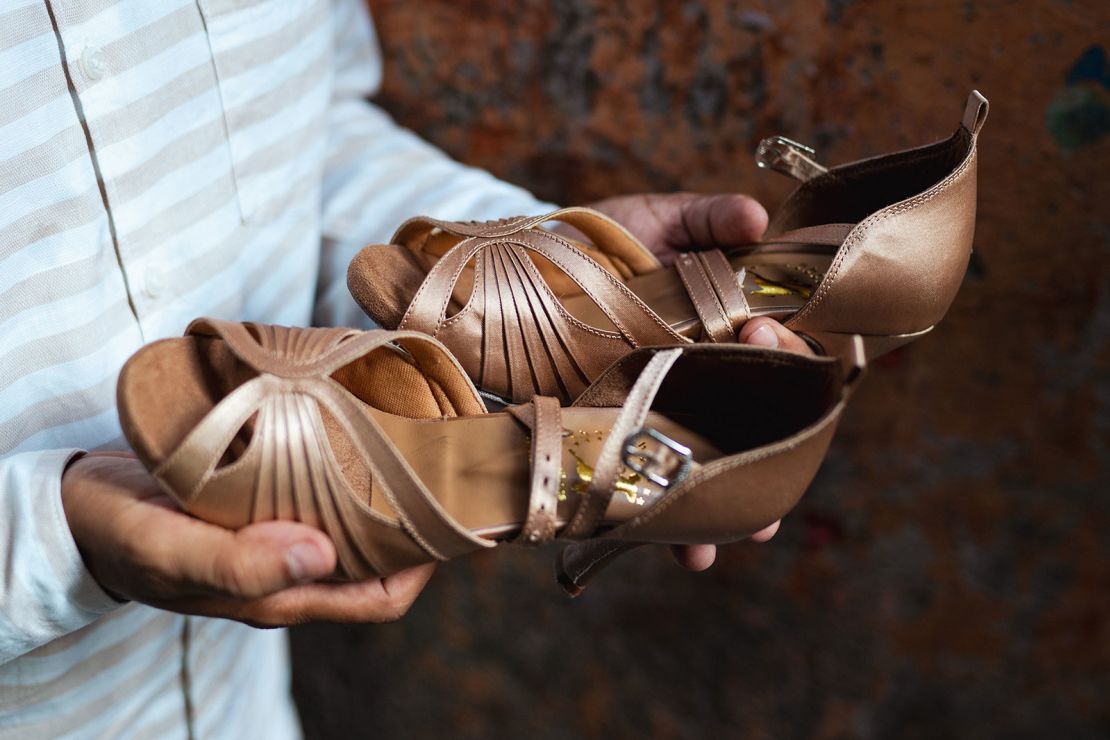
561, 347, 685, 539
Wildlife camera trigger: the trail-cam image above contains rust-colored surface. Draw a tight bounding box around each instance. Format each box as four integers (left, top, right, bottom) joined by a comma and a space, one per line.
291, 2, 1110, 737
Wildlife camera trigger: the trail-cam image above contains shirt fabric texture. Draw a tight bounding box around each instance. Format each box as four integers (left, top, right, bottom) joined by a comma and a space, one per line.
0, 1, 548, 736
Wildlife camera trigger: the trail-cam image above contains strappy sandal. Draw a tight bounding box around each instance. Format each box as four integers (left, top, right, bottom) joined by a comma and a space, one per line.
348, 90, 988, 403
117, 319, 861, 587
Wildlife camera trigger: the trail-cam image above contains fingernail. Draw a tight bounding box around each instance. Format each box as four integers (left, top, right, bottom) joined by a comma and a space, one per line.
747, 324, 779, 348
285, 542, 327, 582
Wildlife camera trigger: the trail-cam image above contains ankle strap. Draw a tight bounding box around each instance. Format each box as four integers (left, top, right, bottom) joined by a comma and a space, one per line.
507, 396, 563, 546
674, 250, 751, 342
560, 347, 684, 539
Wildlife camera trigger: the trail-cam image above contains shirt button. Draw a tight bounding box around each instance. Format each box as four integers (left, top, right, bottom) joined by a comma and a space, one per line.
80, 46, 108, 80
143, 266, 166, 299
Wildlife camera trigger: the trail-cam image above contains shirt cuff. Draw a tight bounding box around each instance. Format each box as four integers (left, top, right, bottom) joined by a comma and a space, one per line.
0, 448, 122, 662
42, 449, 125, 615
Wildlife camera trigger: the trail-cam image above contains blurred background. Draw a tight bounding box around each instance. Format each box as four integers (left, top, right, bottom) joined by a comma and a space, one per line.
291, 1, 1109, 737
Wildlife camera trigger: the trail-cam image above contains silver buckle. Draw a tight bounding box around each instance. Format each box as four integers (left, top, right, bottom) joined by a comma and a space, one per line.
621, 428, 693, 489
755, 136, 817, 170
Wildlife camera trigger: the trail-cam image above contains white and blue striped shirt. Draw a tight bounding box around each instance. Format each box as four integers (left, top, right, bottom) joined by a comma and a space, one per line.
0, 1, 546, 736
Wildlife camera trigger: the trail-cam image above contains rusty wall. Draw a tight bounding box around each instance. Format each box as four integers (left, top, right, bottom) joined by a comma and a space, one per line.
291, 2, 1110, 738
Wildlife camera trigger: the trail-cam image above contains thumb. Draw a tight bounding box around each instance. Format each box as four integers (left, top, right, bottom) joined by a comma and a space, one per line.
673, 193, 769, 251
171, 519, 337, 599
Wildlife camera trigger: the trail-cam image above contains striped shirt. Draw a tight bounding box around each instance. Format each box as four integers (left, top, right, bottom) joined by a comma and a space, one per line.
0, 1, 546, 737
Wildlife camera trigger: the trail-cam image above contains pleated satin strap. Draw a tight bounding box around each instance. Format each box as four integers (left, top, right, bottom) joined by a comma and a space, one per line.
399, 228, 679, 347
248, 387, 388, 578
486, 239, 606, 400
156, 322, 492, 567
395, 214, 685, 402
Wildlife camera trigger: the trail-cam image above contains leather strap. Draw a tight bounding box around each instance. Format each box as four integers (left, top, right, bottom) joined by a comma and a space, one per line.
392, 207, 663, 278
674, 250, 750, 342
311, 377, 492, 560
962, 90, 989, 136
561, 347, 683, 539
507, 396, 563, 546
186, 319, 487, 394
187, 319, 358, 377
699, 250, 751, 332
156, 373, 282, 506
761, 223, 854, 247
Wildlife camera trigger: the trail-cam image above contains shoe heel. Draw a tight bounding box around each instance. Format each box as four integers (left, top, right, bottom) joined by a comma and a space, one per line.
555, 540, 645, 596
803, 326, 934, 360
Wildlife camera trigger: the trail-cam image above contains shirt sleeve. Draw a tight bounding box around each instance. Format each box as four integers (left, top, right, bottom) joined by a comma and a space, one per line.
0, 449, 120, 664
314, 0, 556, 328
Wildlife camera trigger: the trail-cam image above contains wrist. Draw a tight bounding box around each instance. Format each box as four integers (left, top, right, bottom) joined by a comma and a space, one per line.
60, 455, 131, 604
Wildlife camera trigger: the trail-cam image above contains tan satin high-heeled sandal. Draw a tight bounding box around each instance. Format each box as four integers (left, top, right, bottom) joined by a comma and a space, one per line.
117, 319, 861, 587
348, 91, 987, 404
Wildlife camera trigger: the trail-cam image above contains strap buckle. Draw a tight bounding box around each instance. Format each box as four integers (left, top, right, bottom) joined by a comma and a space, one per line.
755, 136, 826, 181
621, 428, 693, 488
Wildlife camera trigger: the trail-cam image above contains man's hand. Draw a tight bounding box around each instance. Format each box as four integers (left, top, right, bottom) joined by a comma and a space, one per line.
62, 453, 433, 626
583, 192, 770, 265
582, 192, 816, 571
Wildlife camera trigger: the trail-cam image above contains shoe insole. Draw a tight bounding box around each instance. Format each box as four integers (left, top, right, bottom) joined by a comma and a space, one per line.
118, 337, 722, 543
560, 247, 837, 337
359, 407, 720, 539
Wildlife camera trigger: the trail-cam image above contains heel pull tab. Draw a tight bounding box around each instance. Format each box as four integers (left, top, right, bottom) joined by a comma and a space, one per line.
962, 90, 989, 135
756, 136, 828, 181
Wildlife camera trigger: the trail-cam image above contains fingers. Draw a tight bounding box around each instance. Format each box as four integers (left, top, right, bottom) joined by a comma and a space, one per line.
574, 192, 770, 265
197, 563, 437, 627
670, 544, 716, 571
675, 193, 769, 249
749, 520, 781, 543
168, 519, 337, 600
670, 519, 782, 571
739, 317, 815, 356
